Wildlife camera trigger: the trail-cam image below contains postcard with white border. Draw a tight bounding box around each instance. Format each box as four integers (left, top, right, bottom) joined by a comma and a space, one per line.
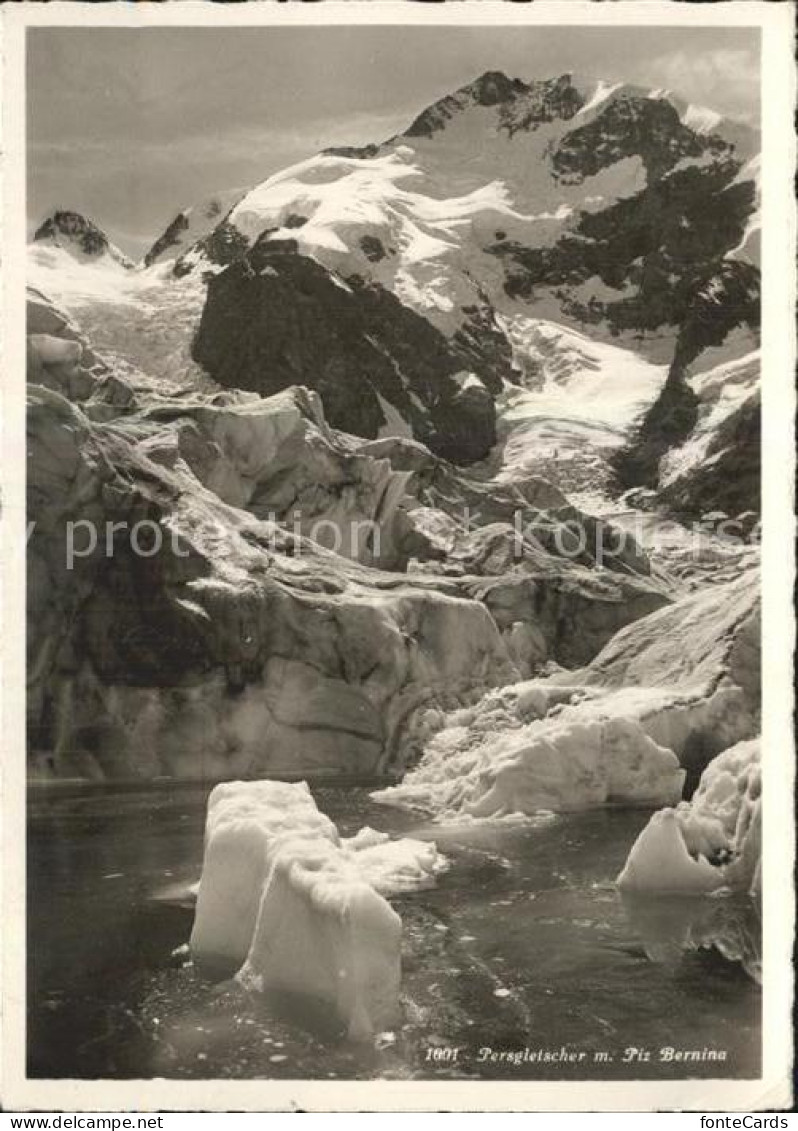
1, 0, 795, 1113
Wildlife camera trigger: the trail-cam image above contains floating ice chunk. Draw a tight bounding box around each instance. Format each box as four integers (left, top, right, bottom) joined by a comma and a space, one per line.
617, 739, 761, 896
238, 837, 402, 1041
616, 809, 723, 894
190, 781, 446, 1040
190, 780, 338, 968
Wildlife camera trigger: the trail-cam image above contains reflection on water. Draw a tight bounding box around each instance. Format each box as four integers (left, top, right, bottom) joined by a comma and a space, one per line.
620, 892, 762, 984
27, 782, 761, 1080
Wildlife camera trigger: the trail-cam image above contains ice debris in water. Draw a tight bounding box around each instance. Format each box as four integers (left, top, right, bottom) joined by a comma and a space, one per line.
189, 780, 447, 1041
617, 738, 760, 895
373, 688, 685, 820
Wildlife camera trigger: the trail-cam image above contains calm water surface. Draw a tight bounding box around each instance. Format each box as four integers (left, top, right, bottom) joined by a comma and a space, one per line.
27, 781, 761, 1080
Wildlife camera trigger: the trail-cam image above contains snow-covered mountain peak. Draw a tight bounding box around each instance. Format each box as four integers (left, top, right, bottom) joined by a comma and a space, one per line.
138, 69, 759, 297
403, 70, 586, 141
32, 210, 134, 270
456, 69, 529, 108
28, 67, 760, 511
398, 69, 757, 155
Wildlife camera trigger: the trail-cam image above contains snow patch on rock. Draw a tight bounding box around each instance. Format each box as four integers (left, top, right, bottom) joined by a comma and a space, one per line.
577, 80, 624, 117
681, 104, 723, 136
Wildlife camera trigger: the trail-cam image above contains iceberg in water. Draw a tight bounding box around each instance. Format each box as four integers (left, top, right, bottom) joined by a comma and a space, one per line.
617, 738, 761, 895
190, 780, 446, 1039
236, 840, 404, 1042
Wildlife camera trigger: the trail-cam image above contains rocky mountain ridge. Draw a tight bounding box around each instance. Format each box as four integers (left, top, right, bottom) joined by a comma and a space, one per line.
136, 70, 760, 511
143, 189, 245, 270
33, 210, 134, 270
191, 235, 510, 463
31, 72, 760, 516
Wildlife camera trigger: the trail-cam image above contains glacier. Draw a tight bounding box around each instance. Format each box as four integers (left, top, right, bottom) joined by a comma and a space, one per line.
22, 64, 769, 1073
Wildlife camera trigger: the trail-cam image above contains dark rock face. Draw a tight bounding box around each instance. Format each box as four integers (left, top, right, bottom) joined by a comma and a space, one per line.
671, 259, 760, 371
614, 369, 700, 492
454, 300, 517, 387
322, 142, 381, 161
552, 96, 728, 183
33, 211, 133, 268
359, 234, 387, 262
492, 160, 757, 335
192, 238, 503, 463
614, 252, 760, 500
499, 73, 585, 136
468, 70, 527, 108
143, 211, 190, 267
326, 71, 583, 151
404, 71, 523, 137
661, 394, 761, 518
173, 220, 249, 278
34, 212, 106, 256
404, 71, 584, 139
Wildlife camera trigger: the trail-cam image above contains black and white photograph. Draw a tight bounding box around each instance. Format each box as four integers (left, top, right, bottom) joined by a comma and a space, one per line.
1, 0, 794, 1113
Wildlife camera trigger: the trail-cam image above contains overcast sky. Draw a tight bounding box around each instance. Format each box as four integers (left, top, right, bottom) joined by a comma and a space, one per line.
27, 25, 760, 258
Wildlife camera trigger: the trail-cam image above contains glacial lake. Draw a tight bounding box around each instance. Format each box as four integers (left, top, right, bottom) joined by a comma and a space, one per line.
27, 781, 761, 1081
